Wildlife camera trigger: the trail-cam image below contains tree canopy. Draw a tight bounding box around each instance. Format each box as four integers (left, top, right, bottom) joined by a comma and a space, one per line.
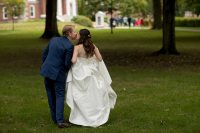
1, 0, 25, 30
117, 0, 149, 17
176, 0, 200, 16
78, 0, 151, 19
1, 0, 25, 18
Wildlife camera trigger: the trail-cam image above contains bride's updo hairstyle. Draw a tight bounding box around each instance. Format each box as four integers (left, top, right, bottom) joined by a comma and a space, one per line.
77, 29, 95, 58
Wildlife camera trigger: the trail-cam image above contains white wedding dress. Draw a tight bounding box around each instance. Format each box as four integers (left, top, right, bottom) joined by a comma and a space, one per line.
66, 56, 117, 127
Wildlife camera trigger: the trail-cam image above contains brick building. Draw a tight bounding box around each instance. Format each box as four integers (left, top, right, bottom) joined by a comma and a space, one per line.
0, 0, 77, 22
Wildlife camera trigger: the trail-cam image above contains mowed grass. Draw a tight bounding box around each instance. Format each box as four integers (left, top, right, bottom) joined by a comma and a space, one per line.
0, 21, 200, 133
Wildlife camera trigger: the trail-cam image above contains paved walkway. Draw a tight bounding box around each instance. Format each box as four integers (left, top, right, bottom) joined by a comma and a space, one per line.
94, 26, 200, 32
94, 26, 151, 30
175, 28, 200, 32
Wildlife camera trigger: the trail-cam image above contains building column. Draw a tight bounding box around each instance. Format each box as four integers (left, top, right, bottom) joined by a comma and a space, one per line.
57, 0, 62, 16
66, 0, 70, 16
72, 0, 77, 16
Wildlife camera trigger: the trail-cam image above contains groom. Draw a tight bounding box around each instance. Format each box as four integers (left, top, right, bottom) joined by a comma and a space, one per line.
40, 25, 77, 128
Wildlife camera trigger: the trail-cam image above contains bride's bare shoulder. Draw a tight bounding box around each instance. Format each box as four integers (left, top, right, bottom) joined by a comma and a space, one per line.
76, 44, 84, 48
75, 44, 83, 49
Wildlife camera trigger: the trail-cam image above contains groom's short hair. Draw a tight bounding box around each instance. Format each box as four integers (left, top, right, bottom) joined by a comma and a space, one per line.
62, 25, 75, 36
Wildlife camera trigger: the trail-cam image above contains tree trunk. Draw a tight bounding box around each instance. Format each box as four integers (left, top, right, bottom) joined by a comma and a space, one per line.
152, 0, 162, 29
12, 17, 14, 31
156, 0, 179, 55
41, 0, 60, 39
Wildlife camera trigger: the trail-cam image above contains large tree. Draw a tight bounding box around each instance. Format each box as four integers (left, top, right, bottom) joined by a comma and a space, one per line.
152, 0, 162, 29
156, 0, 179, 55
41, 0, 60, 39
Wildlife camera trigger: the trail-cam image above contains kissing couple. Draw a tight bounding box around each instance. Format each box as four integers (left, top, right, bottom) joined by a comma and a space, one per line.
40, 25, 117, 128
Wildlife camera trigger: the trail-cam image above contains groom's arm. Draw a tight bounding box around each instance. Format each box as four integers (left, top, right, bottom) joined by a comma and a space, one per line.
65, 45, 74, 70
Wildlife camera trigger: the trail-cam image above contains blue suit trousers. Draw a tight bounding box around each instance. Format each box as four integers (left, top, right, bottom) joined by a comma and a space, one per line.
44, 77, 65, 124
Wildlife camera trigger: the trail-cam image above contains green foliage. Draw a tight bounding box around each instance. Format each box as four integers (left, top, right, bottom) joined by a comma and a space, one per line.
1, 0, 25, 30
78, 0, 151, 19
175, 17, 200, 27
77, 0, 88, 15
71, 15, 93, 27
118, 0, 149, 17
176, 0, 188, 16
176, 0, 200, 16
2, 0, 25, 18
77, 0, 82, 14
186, 0, 200, 15
78, 0, 108, 20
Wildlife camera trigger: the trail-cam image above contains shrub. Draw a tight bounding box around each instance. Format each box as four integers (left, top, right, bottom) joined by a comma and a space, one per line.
72, 15, 93, 27
175, 17, 200, 27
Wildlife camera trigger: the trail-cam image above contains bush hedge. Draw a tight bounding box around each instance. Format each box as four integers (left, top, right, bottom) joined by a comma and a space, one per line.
71, 15, 93, 27
175, 17, 200, 27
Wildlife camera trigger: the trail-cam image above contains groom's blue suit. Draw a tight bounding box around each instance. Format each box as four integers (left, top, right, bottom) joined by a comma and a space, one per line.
40, 36, 73, 124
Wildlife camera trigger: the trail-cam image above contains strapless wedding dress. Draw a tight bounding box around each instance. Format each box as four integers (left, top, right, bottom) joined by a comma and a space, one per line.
66, 57, 117, 127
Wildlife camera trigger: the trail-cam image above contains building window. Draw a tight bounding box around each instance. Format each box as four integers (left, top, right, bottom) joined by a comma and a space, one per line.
2, 7, 8, 20
12, 7, 18, 19
30, 5, 35, 18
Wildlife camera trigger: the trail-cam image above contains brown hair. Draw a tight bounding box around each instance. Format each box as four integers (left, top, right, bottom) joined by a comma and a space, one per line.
77, 29, 95, 58
62, 25, 75, 36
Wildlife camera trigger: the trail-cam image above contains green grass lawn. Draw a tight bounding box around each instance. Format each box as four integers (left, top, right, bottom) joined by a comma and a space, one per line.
0, 21, 200, 133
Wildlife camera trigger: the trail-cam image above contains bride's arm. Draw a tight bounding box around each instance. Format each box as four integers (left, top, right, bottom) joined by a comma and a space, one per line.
71, 46, 79, 64
94, 45, 102, 61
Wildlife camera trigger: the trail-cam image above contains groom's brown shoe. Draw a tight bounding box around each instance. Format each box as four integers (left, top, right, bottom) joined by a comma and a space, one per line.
57, 122, 71, 128
64, 119, 71, 123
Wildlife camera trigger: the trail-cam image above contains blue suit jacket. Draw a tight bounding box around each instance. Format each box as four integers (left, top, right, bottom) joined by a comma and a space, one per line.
40, 36, 74, 82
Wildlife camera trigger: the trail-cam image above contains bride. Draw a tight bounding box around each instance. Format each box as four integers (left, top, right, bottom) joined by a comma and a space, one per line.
66, 29, 117, 127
